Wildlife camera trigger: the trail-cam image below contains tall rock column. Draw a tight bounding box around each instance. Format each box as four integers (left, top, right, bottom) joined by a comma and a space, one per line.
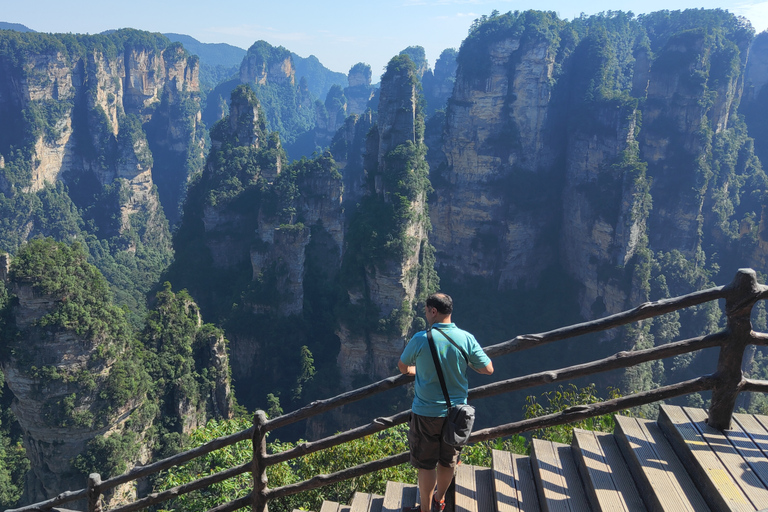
337, 55, 437, 384
431, 16, 563, 288
0, 240, 148, 509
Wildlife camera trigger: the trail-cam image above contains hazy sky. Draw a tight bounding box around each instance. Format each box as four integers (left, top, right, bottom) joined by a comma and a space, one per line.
3, 0, 768, 77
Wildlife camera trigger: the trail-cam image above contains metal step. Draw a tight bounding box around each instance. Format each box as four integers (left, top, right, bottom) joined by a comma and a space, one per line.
454, 463, 495, 512
613, 414, 709, 512
382, 480, 418, 512
658, 405, 754, 512
491, 448, 541, 512
350, 491, 385, 512
530, 438, 590, 512
571, 428, 646, 511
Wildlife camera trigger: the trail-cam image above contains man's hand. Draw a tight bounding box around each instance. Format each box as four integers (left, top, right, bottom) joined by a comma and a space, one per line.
398, 359, 416, 376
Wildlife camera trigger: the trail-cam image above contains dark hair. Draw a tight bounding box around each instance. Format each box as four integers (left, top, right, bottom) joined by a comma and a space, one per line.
426, 293, 453, 315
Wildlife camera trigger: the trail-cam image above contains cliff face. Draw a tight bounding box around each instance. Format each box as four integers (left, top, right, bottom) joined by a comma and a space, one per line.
0, 241, 233, 509
0, 242, 145, 508
336, 55, 436, 384
0, 33, 204, 228
236, 40, 316, 150
432, 11, 760, 327
168, 84, 344, 407
422, 48, 458, 115
433, 34, 559, 287
345, 63, 376, 116
0, 31, 207, 323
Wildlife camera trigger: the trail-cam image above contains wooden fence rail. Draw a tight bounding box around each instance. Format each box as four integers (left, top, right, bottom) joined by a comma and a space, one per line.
8, 268, 768, 512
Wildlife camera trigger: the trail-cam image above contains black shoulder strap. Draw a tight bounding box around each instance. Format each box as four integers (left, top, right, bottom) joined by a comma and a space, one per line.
432, 326, 469, 364
427, 329, 452, 409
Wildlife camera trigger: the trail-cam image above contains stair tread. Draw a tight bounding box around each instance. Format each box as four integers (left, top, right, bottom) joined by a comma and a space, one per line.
351, 491, 385, 512
492, 449, 541, 512
531, 438, 590, 511
572, 428, 646, 511
614, 414, 709, 512
659, 405, 753, 511
685, 407, 768, 507
455, 464, 495, 512
733, 412, 768, 487
320, 501, 342, 512
382, 480, 418, 512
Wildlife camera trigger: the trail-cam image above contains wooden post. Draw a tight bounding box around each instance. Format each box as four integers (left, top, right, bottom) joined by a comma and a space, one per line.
708, 269, 760, 430
87, 473, 102, 512
252, 410, 269, 512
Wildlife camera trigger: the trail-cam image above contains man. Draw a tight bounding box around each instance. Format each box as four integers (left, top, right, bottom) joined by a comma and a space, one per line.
398, 292, 494, 512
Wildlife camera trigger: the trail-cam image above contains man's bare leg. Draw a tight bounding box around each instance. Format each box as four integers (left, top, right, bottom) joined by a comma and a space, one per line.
418, 468, 437, 509
433, 463, 454, 503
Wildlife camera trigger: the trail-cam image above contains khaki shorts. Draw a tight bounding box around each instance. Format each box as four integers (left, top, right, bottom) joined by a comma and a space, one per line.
408, 413, 461, 469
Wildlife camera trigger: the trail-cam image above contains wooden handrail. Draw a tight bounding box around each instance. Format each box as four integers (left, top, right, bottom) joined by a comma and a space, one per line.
108, 462, 251, 512
469, 330, 726, 401
264, 374, 413, 432
99, 427, 253, 493
15, 269, 768, 512
264, 410, 410, 466
266, 452, 411, 501
483, 285, 728, 359
260, 376, 715, 505
470, 376, 716, 442
5, 488, 87, 512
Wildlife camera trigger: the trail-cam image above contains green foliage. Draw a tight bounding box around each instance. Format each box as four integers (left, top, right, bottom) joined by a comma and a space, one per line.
0, 379, 28, 509
0, 435, 28, 508
241, 42, 316, 148
460, 11, 564, 83
524, 384, 621, 443
73, 430, 141, 479
9, 238, 132, 342
156, 419, 414, 512
140, 282, 230, 453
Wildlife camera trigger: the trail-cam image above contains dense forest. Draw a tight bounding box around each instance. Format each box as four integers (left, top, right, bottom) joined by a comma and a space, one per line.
1, 7, 768, 509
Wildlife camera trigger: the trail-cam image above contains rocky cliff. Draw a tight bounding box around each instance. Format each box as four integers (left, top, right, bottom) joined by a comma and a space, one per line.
432, 25, 561, 288
0, 30, 204, 227
431, 11, 761, 330
0, 241, 147, 508
167, 84, 344, 412
0, 240, 232, 509
0, 30, 206, 321
336, 54, 437, 384
345, 63, 376, 116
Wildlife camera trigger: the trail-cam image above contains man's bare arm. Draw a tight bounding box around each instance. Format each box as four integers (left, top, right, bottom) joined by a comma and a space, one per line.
398, 359, 416, 376
472, 361, 494, 375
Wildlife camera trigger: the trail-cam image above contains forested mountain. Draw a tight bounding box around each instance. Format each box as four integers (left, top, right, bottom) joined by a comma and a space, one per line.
2, 8, 768, 509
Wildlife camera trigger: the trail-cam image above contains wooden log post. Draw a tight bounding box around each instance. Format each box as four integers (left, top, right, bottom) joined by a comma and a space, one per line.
708, 269, 761, 430
87, 473, 102, 512
252, 410, 269, 512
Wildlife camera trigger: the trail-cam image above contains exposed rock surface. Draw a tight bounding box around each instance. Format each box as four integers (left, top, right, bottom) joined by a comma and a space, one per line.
336, 55, 434, 384
0, 33, 204, 230
433, 36, 558, 287
431, 12, 759, 325
345, 63, 376, 115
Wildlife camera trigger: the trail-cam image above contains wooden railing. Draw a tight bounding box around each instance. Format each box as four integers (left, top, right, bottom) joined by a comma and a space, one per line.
8, 268, 768, 512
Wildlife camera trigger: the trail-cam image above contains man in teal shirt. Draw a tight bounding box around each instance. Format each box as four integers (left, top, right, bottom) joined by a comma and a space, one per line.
398, 293, 494, 512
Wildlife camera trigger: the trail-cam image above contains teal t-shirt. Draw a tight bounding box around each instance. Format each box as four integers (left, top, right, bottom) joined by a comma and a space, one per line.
400, 323, 491, 417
